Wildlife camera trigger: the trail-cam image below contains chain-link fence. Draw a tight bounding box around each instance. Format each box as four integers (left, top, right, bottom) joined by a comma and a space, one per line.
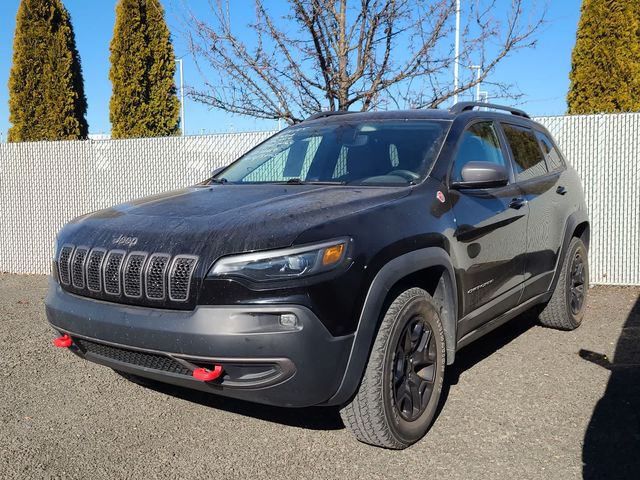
0, 132, 274, 274
536, 113, 640, 286
1, 113, 639, 285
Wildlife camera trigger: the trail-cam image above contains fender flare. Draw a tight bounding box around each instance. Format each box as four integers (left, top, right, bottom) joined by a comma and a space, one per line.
550, 210, 590, 292
326, 247, 458, 406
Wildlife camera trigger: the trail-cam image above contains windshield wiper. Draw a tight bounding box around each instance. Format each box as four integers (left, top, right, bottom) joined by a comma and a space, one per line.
210, 177, 228, 184
280, 178, 346, 185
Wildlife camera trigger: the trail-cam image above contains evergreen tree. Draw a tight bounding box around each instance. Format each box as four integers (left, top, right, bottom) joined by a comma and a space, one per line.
8, 0, 88, 142
568, 0, 640, 114
109, 0, 180, 138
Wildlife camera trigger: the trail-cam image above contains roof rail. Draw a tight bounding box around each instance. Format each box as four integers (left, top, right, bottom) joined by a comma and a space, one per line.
449, 102, 530, 119
304, 110, 352, 122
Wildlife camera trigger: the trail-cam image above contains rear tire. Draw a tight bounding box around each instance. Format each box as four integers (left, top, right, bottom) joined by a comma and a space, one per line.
340, 288, 445, 449
539, 237, 588, 330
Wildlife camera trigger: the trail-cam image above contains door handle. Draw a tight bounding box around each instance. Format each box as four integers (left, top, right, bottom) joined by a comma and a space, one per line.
509, 198, 527, 210
556, 185, 567, 195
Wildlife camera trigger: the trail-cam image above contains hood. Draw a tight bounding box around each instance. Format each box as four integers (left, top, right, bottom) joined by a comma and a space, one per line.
58, 184, 410, 265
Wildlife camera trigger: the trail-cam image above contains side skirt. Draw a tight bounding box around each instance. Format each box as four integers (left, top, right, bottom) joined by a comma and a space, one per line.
456, 291, 551, 350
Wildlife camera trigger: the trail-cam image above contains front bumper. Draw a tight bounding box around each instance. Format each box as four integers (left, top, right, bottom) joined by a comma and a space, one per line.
45, 280, 354, 407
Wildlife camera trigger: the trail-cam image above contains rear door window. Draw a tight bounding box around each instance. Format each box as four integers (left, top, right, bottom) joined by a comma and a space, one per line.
502, 123, 548, 181
535, 131, 565, 172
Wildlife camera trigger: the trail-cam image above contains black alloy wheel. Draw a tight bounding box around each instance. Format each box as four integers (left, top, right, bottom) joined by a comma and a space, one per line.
569, 250, 586, 315
392, 316, 437, 422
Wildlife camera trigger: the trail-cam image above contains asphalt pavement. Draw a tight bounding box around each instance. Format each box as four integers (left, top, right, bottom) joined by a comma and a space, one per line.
1, 274, 638, 479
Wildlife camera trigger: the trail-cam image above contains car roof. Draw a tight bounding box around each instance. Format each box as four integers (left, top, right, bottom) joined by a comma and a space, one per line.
300, 102, 532, 125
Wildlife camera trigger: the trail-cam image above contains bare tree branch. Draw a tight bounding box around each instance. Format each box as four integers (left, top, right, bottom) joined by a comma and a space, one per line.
181, 0, 547, 124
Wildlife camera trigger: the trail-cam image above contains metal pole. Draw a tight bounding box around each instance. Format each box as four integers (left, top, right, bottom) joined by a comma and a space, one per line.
453, 0, 460, 105
177, 58, 185, 136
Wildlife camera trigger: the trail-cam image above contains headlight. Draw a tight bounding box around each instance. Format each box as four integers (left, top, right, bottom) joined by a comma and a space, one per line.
208, 239, 350, 282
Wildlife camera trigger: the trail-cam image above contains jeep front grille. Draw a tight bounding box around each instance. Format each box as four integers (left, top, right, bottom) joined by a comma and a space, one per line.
86, 248, 106, 292
58, 245, 74, 285
123, 252, 147, 298
169, 256, 198, 301
57, 245, 198, 305
146, 253, 170, 300
71, 247, 89, 289
103, 250, 125, 295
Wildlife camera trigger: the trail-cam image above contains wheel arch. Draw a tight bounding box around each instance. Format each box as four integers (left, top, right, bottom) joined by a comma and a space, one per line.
549, 210, 590, 293
573, 220, 590, 251
326, 247, 458, 406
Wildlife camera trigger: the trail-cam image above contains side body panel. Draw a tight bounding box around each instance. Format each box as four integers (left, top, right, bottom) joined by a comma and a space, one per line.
448, 184, 528, 336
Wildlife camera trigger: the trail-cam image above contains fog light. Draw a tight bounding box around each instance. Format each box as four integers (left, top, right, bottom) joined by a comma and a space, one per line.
279, 313, 298, 328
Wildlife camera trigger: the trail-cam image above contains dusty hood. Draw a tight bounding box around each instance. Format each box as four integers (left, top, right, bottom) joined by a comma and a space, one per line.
58, 183, 410, 263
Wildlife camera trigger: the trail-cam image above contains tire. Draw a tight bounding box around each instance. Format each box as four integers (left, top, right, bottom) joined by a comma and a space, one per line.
539, 237, 589, 330
340, 288, 446, 449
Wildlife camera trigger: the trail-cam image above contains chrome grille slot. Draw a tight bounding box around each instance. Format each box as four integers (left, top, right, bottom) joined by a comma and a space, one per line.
103, 250, 125, 295
168, 255, 198, 302
145, 253, 170, 300
86, 248, 106, 292
71, 247, 88, 289
123, 252, 148, 298
58, 244, 74, 285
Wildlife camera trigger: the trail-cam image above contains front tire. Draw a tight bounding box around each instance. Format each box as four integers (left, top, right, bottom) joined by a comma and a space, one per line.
340, 288, 446, 449
539, 237, 589, 330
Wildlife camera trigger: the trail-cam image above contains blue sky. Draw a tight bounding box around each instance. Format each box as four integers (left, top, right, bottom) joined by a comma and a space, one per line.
0, 1, 581, 140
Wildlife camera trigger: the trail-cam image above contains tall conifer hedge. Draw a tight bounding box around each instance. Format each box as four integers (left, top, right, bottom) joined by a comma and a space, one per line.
109, 0, 180, 138
8, 0, 88, 142
568, 0, 640, 114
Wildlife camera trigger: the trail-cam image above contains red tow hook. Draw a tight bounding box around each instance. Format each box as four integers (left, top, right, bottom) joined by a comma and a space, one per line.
53, 334, 73, 348
192, 365, 223, 382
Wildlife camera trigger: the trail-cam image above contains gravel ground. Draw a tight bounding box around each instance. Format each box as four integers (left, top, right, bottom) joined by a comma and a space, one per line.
0, 274, 638, 479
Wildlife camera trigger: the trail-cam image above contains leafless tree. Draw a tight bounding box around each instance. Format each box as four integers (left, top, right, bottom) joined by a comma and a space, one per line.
182, 0, 545, 124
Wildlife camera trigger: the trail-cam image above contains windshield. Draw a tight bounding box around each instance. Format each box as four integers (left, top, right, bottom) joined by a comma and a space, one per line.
215, 119, 450, 186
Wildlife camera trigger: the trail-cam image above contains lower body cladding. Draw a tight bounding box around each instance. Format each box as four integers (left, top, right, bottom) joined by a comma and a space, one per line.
45, 281, 354, 407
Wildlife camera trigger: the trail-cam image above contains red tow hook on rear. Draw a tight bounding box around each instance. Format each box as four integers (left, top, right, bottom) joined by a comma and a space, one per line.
53, 334, 73, 348
192, 365, 223, 382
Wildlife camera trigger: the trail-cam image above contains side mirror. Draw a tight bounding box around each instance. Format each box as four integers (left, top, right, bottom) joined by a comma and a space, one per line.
452, 161, 509, 189
211, 166, 225, 178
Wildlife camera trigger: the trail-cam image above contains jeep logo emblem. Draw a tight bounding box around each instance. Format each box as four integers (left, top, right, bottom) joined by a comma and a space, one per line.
112, 234, 138, 248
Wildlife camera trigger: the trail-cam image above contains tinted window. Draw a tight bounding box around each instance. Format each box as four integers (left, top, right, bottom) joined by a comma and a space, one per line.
502, 124, 548, 181
535, 131, 565, 172
452, 122, 507, 182
218, 120, 449, 185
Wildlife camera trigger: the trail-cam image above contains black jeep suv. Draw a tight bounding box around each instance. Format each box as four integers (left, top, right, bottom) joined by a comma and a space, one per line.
46, 102, 589, 449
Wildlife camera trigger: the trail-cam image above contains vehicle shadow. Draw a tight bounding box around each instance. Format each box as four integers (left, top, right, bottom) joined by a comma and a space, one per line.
444, 311, 540, 386
582, 295, 640, 479
122, 374, 345, 431
434, 309, 539, 422
122, 310, 540, 433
